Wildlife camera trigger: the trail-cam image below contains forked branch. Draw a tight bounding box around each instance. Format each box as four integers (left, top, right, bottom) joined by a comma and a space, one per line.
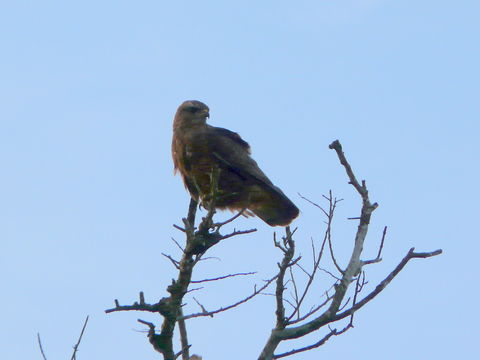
107, 171, 260, 359
257, 140, 442, 360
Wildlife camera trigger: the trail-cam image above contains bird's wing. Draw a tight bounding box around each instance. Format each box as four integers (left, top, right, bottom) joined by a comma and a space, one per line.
208, 126, 299, 226
211, 127, 251, 154
207, 126, 274, 186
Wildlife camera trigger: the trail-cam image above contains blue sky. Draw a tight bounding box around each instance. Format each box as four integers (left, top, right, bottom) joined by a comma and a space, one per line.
1, 1, 478, 359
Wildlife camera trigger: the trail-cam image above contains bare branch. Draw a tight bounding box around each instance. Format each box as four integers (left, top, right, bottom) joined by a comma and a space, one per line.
338, 297, 351, 312
329, 140, 378, 209
192, 296, 212, 316
287, 194, 333, 322
186, 287, 204, 294
334, 248, 442, 321
214, 208, 247, 228
219, 228, 257, 240
318, 267, 341, 281
377, 226, 387, 259
259, 141, 442, 360
191, 271, 257, 284
275, 227, 295, 328
329, 141, 364, 195
294, 262, 311, 277
327, 231, 344, 274
261, 291, 298, 310
181, 275, 278, 320
173, 224, 186, 233
171, 237, 185, 252
106, 294, 170, 314
138, 318, 155, 328
325, 196, 344, 275
162, 253, 180, 269
37, 333, 48, 360
37, 316, 89, 360
363, 226, 388, 265
288, 267, 300, 319
177, 308, 190, 360
195, 256, 221, 262
273, 328, 338, 359
70, 316, 89, 360
298, 193, 329, 217
175, 347, 192, 360
287, 291, 334, 325
347, 274, 362, 327
273, 232, 287, 253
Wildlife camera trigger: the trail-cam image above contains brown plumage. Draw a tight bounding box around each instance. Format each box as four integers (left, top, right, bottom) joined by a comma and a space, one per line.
172, 100, 299, 226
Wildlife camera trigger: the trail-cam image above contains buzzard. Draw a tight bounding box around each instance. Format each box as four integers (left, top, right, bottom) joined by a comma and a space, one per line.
172, 100, 299, 226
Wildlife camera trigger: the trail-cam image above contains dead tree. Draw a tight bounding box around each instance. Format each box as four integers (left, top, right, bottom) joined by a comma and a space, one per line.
106, 140, 441, 360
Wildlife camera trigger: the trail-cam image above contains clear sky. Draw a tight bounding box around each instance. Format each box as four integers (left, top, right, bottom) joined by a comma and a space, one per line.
1, 1, 478, 359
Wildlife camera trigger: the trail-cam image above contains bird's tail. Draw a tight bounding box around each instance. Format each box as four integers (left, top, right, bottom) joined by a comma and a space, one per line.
249, 185, 299, 226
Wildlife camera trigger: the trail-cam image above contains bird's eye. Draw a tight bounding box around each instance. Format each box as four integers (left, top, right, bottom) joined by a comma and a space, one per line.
188, 107, 199, 113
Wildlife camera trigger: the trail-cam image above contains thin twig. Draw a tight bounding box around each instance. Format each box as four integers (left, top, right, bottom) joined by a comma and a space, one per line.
273, 328, 338, 359
220, 228, 257, 240
287, 292, 334, 325
295, 262, 311, 277
334, 248, 443, 322
173, 224, 186, 233
181, 275, 278, 320
288, 266, 300, 319
171, 237, 185, 252
37, 333, 48, 360
287, 195, 333, 322
138, 318, 155, 328
162, 253, 180, 269
214, 208, 247, 228
298, 193, 329, 217
318, 267, 342, 281
377, 226, 387, 259
192, 297, 212, 316
259, 291, 298, 310
348, 274, 362, 327
191, 271, 257, 284
338, 297, 351, 311
175, 347, 192, 360
363, 226, 388, 266
70, 316, 89, 360
186, 287, 204, 294
327, 221, 343, 275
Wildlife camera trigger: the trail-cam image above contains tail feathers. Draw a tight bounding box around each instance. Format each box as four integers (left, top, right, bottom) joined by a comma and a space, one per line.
249, 185, 299, 226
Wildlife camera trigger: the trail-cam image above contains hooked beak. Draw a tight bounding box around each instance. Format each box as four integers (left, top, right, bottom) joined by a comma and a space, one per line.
200, 108, 210, 118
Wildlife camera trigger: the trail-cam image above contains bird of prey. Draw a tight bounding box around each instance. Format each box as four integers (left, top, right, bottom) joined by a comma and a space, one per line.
171, 100, 299, 226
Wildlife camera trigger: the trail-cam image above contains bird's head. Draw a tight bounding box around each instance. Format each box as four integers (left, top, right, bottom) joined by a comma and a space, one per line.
174, 100, 210, 129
